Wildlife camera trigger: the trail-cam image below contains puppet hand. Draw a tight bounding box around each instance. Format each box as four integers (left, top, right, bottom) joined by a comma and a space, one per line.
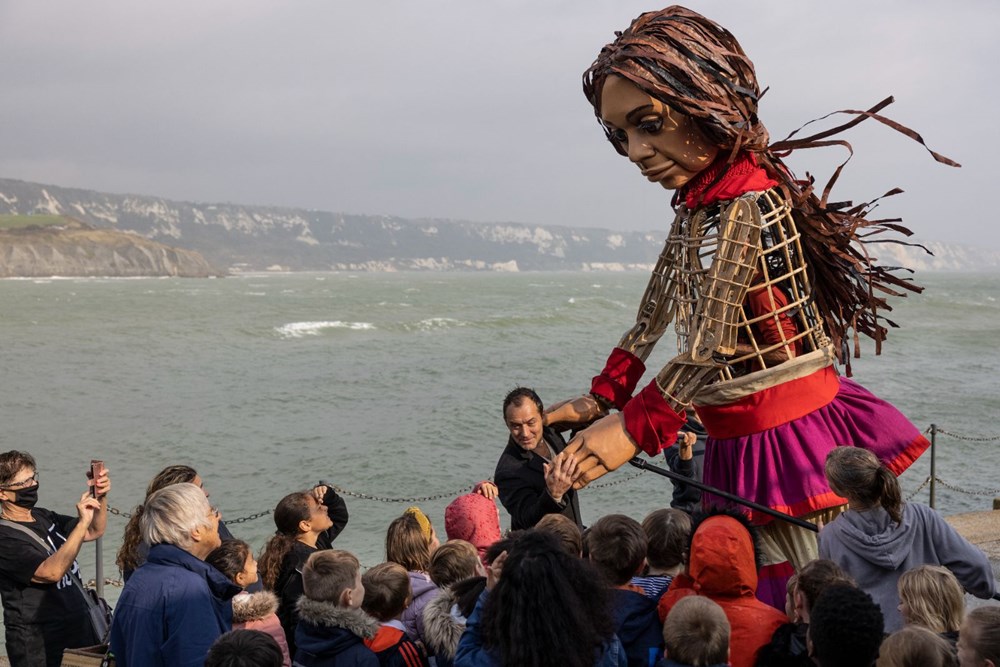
544, 395, 607, 430
562, 413, 640, 489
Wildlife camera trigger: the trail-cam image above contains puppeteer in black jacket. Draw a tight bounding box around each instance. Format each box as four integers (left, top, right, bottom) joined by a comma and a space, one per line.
494, 426, 582, 530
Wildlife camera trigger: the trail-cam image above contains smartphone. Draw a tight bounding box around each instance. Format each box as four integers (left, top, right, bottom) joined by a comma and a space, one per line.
90, 460, 105, 498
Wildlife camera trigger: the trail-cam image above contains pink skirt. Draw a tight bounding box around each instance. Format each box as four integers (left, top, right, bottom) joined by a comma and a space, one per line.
700, 377, 928, 524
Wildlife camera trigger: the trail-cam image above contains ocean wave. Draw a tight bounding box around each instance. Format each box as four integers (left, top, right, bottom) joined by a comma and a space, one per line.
567, 296, 628, 309
403, 317, 467, 332
275, 320, 375, 338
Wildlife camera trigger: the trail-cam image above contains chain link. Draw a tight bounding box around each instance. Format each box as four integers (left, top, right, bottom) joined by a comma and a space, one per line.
95, 423, 1000, 526
931, 476, 1000, 497
904, 475, 932, 501
330, 484, 478, 504
933, 428, 1000, 443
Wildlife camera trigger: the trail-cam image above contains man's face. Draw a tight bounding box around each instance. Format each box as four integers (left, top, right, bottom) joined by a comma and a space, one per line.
505, 400, 544, 452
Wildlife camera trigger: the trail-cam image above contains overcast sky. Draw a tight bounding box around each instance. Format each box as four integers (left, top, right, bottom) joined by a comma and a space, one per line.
1, 1, 996, 249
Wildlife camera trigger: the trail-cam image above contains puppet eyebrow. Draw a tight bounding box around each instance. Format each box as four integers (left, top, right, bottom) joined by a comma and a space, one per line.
625, 105, 656, 123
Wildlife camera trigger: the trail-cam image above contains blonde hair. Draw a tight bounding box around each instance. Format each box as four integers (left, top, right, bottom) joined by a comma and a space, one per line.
876, 626, 957, 667
825, 447, 903, 524
898, 565, 964, 634
302, 550, 360, 604
663, 596, 730, 666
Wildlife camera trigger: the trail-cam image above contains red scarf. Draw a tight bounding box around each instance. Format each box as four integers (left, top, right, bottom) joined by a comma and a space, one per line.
679, 152, 777, 209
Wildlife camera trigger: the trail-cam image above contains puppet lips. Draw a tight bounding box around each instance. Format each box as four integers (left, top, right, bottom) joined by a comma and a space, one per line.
641, 161, 676, 182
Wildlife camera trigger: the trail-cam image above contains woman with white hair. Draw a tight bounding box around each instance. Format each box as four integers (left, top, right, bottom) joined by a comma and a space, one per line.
109, 482, 241, 667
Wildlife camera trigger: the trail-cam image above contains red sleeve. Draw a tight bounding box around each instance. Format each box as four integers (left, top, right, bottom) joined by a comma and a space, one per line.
621, 381, 686, 456
591, 347, 646, 410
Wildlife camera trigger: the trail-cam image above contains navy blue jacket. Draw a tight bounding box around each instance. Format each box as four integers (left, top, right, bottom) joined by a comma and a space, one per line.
610, 588, 664, 667
109, 543, 241, 667
293, 598, 379, 667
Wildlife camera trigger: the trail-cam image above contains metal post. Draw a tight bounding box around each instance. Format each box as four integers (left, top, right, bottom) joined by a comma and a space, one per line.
95, 537, 104, 598
929, 423, 937, 509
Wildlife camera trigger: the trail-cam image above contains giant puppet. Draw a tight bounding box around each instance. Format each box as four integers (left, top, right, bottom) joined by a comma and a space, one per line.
547, 6, 954, 578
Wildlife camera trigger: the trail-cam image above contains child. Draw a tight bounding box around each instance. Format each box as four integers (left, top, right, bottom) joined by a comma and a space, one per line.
898, 565, 965, 646
444, 483, 501, 565
535, 512, 583, 557
632, 509, 692, 600
386, 507, 440, 645
877, 626, 958, 667
657, 510, 787, 667
958, 606, 1000, 667
757, 559, 852, 667
361, 562, 429, 667
423, 540, 486, 667
807, 584, 883, 667
205, 629, 284, 667
294, 549, 379, 666
428, 540, 485, 590
658, 596, 730, 667
588, 513, 664, 667
206, 540, 291, 667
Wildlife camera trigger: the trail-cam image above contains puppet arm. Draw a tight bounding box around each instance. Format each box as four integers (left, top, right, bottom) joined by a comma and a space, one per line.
545, 223, 683, 430
563, 196, 764, 486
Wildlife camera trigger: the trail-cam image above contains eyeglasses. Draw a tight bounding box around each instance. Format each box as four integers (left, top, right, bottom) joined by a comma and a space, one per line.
0, 471, 38, 491
209, 506, 221, 519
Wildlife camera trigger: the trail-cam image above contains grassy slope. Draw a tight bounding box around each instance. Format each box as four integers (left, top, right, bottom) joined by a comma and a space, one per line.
0, 214, 71, 230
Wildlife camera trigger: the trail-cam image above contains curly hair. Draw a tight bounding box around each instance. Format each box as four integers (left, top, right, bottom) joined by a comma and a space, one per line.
808, 584, 884, 667
116, 465, 198, 573
582, 6, 959, 371
481, 530, 616, 667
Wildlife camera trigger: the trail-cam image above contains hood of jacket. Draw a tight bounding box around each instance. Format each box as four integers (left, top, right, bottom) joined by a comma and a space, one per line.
146, 543, 242, 602
409, 570, 439, 601
232, 590, 280, 625
445, 493, 501, 559
826, 505, 917, 570
295, 598, 380, 656
611, 587, 664, 662
687, 515, 758, 598
422, 587, 465, 660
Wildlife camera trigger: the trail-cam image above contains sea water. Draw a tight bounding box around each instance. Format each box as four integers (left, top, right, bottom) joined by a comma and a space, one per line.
0, 271, 998, 620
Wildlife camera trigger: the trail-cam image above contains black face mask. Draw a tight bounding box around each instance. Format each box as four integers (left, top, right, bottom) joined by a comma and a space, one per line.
11, 484, 39, 510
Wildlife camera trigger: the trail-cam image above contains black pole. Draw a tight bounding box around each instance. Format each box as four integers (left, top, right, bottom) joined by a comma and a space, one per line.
929, 423, 937, 509
627, 457, 819, 532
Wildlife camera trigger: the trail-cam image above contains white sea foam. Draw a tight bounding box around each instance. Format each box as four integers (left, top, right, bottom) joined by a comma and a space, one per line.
275, 320, 375, 338
404, 317, 467, 332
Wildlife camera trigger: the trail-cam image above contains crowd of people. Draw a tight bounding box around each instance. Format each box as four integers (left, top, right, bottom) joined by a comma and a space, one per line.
0, 385, 997, 666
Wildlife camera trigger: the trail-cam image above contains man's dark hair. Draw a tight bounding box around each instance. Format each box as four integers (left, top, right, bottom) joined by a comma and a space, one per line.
502, 387, 543, 417
205, 630, 283, 667
808, 584, 884, 667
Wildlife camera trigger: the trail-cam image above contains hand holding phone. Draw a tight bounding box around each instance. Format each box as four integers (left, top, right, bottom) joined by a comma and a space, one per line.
89, 460, 106, 498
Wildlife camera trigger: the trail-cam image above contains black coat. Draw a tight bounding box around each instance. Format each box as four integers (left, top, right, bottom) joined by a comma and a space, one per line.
494, 426, 582, 530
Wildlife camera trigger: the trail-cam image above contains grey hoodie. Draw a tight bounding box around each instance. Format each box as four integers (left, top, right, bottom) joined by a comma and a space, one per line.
818, 502, 996, 632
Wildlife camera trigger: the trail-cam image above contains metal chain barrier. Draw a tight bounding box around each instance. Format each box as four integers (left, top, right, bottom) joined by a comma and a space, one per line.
904, 475, 932, 501
97, 424, 1000, 529
931, 476, 1000, 497
934, 428, 1000, 443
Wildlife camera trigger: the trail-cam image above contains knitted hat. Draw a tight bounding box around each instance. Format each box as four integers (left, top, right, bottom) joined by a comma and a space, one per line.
445, 493, 501, 563
404, 506, 433, 542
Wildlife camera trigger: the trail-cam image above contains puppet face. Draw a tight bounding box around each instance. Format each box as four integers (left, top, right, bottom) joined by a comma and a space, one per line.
599, 75, 718, 190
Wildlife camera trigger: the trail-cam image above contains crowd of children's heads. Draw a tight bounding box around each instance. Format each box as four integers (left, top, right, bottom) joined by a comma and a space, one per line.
109, 457, 997, 667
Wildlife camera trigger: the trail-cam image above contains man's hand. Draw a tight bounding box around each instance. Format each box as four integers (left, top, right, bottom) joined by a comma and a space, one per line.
677, 431, 697, 461
543, 453, 579, 504
75, 493, 101, 528
561, 413, 641, 489
544, 395, 607, 430
474, 481, 498, 500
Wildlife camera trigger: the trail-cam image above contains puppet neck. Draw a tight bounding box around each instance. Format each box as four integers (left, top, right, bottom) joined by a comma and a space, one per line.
678, 151, 777, 209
